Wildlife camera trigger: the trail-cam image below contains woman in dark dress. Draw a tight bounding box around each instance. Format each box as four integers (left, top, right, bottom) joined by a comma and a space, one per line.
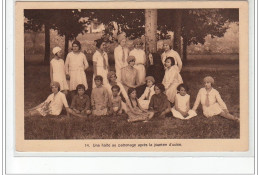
146, 53, 165, 84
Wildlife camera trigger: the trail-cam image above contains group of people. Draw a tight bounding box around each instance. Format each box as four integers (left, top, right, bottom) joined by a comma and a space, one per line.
28, 34, 239, 123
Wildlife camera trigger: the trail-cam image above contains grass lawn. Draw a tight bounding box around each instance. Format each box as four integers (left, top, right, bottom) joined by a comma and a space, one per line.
24, 61, 240, 139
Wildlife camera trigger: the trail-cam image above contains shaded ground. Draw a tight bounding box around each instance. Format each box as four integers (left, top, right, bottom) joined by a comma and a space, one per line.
24, 58, 240, 139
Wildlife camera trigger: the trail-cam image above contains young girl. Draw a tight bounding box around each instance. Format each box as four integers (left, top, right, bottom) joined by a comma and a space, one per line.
28, 81, 70, 117
65, 40, 89, 92
192, 76, 239, 122
129, 38, 146, 84
149, 83, 171, 118
70, 84, 91, 117
92, 38, 109, 87
126, 88, 154, 122
171, 84, 197, 120
162, 57, 183, 104
91, 75, 109, 116
50, 47, 69, 94
109, 85, 122, 116
138, 76, 155, 110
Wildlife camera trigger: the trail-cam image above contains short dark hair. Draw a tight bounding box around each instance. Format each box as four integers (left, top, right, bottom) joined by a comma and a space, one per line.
94, 75, 103, 82
177, 83, 189, 92
111, 85, 120, 92
72, 40, 81, 50
154, 83, 165, 93
165, 57, 175, 66
95, 38, 106, 49
76, 84, 85, 91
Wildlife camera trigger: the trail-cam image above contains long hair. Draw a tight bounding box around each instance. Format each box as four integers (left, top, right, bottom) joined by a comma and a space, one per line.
127, 88, 139, 108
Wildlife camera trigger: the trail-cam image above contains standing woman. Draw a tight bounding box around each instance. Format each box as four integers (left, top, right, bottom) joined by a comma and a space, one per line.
161, 40, 183, 72
114, 33, 129, 82
121, 56, 139, 93
50, 46, 69, 95
146, 52, 165, 84
129, 38, 146, 85
92, 38, 109, 87
65, 40, 89, 93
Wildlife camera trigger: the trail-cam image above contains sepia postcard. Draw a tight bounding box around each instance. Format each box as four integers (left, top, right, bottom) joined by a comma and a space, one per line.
16, 1, 249, 152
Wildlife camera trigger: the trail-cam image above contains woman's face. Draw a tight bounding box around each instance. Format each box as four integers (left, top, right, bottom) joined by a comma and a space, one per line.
129, 60, 135, 67
72, 44, 79, 52
130, 90, 137, 98
165, 59, 172, 68
146, 80, 153, 88
134, 43, 142, 49
99, 42, 107, 51
154, 86, 161, 95
120, 39, 126, 47
56, 50, 62, 58
77, 88, 85, 96
110, 74, 117, 83
204, 81, 212, 89
179, 87, 187, 96
148, 53, 154, 65
163, 44, 170, 51
51, 86, 59, 94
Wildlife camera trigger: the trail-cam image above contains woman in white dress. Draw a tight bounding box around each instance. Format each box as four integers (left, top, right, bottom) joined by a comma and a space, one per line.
129, 38, 146, 84
50, 46, 69, 94
161, 40, 183, 72
65, 40, 89, 92
162, 57, 183, 104
114, 33, 129, 82
92, 38, 109, 87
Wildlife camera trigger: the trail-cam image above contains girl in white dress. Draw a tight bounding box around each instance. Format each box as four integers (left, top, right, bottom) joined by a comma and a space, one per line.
65, 40, 89, 91
129, 38, 146, 84
171, 84, 197, 120
114, 34, 129, 82
192, 76, 239, 122
28, 82, 70, 117
92, 38, 109, 87
162, 57, 183, 104
161, 40, 183, 72
138, 76, 155, 110
50, 47, 69, 94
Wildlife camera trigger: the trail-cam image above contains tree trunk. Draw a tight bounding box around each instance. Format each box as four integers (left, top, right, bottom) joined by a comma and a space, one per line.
173, 10, 182, 58
182, 35, 188, 65
64, 34, 69, 60
145, 9, 157, 54
44, 23, 50, 64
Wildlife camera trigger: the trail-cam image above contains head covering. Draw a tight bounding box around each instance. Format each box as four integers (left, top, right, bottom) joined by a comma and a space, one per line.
117, 33, 126, 43
52, 47, 62, 55
133, 38, 142, 46
127, 55, 136, 63
145, 76, 155, 83
163, 39, 172, 47
203, 76, 214, 85
107, 71, 116, 80
50, 81, 60, 89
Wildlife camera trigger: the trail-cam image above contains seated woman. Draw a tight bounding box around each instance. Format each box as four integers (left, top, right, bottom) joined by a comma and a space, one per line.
121, 56, 140, 93
149, 83, 171, 118
138, 76, 155, 110
104, 71, 129, 112
28, 81, 70, 117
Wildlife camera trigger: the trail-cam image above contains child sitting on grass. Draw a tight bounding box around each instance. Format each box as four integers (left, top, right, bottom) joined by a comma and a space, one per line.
109, 85, 122, 116
149, 83, 171, 118
138, 76, 155, 110
192, 76, 239, 122
126, 88, 154, 122
28, 81, 70, 117
171, 83, 197, 120
91, 75, 109, 116
69, 84, 91, 117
